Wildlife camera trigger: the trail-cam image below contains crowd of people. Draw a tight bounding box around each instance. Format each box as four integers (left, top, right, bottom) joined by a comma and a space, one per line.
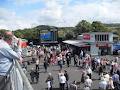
23, 45, 120, 90
0, 32, 119, 90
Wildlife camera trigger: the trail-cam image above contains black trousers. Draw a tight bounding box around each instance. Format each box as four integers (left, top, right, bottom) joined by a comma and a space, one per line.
0, 75, 11, 90
60, 83, 65, 90
36, 64, 39, 71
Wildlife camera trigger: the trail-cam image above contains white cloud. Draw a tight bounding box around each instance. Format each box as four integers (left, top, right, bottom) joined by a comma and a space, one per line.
0, 0, 120, 30
25, 0, 63, 26
0, 8, 33, 30
27, 0, 120, 27
97, 0, 120, 23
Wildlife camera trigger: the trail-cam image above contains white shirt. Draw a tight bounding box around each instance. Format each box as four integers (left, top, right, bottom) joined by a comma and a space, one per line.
104, 74, 110, 82
83, 87, 90, 90
36, 59, 39, 65
59, 75, 66, 83
80, 50, 83, 56
86, 68, 92, 74
99, 80, 107, 89
47, 81, 51, 88
96, 58, 100, 64
85, 79, 92, 87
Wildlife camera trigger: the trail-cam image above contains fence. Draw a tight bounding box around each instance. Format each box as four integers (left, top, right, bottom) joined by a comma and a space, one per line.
4, 60, 33, 90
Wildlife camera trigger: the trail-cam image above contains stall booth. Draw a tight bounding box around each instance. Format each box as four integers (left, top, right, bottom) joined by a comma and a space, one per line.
63, 32, 116, 56
62, 40, 90, 55
81, 32, 114, 56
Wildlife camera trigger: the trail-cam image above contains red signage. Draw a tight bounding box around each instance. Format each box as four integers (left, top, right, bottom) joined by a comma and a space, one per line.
83, 34, 90, 40
96, 43, 108, 47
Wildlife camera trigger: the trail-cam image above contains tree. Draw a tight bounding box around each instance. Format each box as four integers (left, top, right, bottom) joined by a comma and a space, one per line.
91, 21, 109, 32
14, 30, 23, 38
75, 20, 92, 36
65, 33, 73, 40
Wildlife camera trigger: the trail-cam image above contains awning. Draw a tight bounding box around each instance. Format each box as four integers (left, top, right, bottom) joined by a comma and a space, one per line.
63, 40, 90, 47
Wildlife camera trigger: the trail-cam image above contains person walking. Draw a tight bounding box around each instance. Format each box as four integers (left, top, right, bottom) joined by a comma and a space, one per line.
44, 60, 48, 72
34, 70, 39, 83
86, 66, 92, 79
99, 77, 108, 90
112, 72, 120, 90
91, 58, 96, 71
45, 73, 54, 90
107, 77, 115, 90
57, 54, 63, 70
64, 70, 69, 90
74, 55, 78, 67
70, 81, 77, 90
84, 76, 92, 90
35, 59, 39, 71
81, 70, 87, 83
30, 68, 35, 83
98, 65, 104, 80
0, 33, 22, 90
66, 53, 70, 67
80, 50, 83, 60
59, 74, 66, 90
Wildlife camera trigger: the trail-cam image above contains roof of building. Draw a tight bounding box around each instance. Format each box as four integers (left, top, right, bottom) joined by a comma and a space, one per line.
63, 40, 90, 47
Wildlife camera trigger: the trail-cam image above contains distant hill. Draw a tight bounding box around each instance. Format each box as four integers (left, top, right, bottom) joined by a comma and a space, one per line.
35, 25, 58, 31
35, 25, 75, 31
104, 23, 120, 28
58, 27, 75, 30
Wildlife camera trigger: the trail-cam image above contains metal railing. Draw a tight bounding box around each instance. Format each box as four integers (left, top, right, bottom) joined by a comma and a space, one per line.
9, 60, 33, 90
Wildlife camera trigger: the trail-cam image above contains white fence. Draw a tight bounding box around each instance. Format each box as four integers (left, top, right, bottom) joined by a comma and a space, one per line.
9, 60, 33, 90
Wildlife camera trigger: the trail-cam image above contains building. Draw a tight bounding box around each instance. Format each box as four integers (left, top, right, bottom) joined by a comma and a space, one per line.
63, 32, 118, 56
82, 32, 114, 55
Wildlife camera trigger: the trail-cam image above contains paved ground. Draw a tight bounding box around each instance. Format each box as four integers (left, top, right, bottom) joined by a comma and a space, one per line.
24, 55, 120, 90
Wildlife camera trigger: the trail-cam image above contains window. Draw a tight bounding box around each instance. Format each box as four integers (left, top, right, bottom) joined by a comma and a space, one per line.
105, 34, 106, 41
95, 34, 109, 41
106, 34, 109, 41
98, 35, 100, 41
100, 35, 102, 41
102, 35, 103, 41
103, 35, 105, 41
95, 35, 98, 41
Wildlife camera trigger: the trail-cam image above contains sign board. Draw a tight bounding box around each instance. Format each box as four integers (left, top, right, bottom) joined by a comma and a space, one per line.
96, 43, 108, 47
83, 34, 90, 40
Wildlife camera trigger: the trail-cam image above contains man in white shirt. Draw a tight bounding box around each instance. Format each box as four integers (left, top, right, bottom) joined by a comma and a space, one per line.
84, 76, 92, 89
86, 67, 92, 79
59, 74, 66, 90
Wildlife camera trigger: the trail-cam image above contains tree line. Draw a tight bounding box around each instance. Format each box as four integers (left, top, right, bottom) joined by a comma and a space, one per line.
0, 20, 120, 40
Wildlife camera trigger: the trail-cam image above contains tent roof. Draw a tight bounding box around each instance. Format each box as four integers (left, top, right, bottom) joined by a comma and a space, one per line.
63, 40, 89, 47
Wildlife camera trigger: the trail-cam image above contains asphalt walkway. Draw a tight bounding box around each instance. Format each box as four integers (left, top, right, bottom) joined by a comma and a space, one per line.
24, 55, 119, 90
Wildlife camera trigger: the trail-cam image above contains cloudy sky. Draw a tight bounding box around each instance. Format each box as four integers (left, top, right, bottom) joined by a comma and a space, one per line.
0, 0, 120, 30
